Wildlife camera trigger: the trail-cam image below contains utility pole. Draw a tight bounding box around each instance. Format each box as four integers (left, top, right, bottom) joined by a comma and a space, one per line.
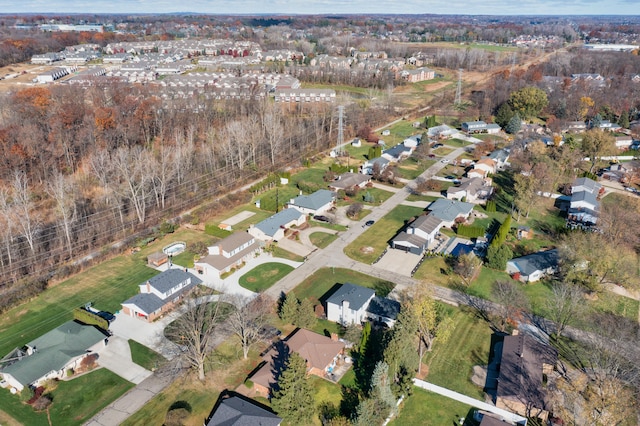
336, 105, 344, 155
454, 68, 463, 107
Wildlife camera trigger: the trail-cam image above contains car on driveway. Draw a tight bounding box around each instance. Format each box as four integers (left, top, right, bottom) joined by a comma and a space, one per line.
97, 311, 116, 323
365, 220, 375, 227
313, 215, 331, 223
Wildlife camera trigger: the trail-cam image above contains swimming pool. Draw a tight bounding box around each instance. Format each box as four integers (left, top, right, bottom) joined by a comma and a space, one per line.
163, 242, 186, 256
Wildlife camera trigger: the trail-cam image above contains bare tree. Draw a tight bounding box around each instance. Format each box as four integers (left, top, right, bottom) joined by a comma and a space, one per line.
113, 146, 151, 224
46, 172, 77, 257
150, 144, 177, 210
263, 108, 285, 166
226, 294, 271, 359
11, 172, 39, 254
453, 252, 482, 286
491, 279, 529, 332
0, 189, 15, 267
546, 281, 585, 338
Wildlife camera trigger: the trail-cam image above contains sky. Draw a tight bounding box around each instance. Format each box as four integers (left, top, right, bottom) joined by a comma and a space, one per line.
0, 0, 638, 16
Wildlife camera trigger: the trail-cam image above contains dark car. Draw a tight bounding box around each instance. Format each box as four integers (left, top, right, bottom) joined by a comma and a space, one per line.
313, 215, 331, 223
428, 154, 436, 158
365, 220, 375, 226
96, 311, 116, 323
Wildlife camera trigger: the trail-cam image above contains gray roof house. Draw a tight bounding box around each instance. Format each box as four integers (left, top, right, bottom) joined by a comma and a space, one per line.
446, 177, 491, 202
248, 208, 307, 242
206, 395, 281, 426
568, 177, 601, 226
361, 157, 390, 175
391, 214, 444, 254
196, 232, 261, 276
0, 320, 107, 391
427, 199, 475, 227
506, 249, 559, 282
121, 268, 201, 322
328, 172, 371, 191
572, 177, 601, 194
325, 283, 401, 327
286, 189, 335, 215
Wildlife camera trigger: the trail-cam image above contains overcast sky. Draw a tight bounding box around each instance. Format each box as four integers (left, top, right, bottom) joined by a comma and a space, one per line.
0, 0, 638, 16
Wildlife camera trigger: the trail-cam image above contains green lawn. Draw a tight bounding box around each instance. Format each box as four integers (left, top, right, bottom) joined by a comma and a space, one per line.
238, 263, 295, 292
432, 146, 455, 156
171, 250, 198, 268
0, 368, 134, 426
270, 245, 305, 262
344, 205, 424, 263
309, 232, 338, 249
445, 138, 472, 148
129, 340, 165, 371
357, 187, 394, 205
396, 158, 437, 180
390, 387, 474, 426
424, 307, 492, 399
293, 267, 394, 306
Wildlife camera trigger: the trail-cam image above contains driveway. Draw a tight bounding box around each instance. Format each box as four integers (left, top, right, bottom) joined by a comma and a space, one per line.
374, 248, 422, 277
97, 336, 154, 384
110, 311, 182, 359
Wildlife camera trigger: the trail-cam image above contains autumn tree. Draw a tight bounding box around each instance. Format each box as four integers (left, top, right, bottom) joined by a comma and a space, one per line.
383, 306, 419, 397
491, 279, 529, 332
11, 172, 39, 254
508, 86, 548, 119
271, 352, 315, 424
513, 172, 536, 220
453, 252, 482, 286
580, 129, 615, 173
546, 282, 585, 338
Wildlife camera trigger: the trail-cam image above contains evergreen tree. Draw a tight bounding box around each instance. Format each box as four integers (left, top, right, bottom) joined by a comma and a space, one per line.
494, 102, 515, 128
505, 113, 521, 134
384, 308, 419, 397
486, 244, 513, 270
353, 362, 396, 426
271, 352, 315, 424
279, 291, 299, 323
295, 298, 317, 329
619, 110, 630, 129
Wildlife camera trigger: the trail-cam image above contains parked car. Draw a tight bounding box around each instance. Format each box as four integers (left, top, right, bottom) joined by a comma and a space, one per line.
365, 220, 375, 226
313, 215, 331, 223
97, 311, 116, 323
441, 159, 450, 164
428, 154, 436, 158
433, 143, 443, 148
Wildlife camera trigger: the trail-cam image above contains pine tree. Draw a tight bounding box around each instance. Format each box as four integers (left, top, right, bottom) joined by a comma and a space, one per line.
271, 352, 315, 424
384, 308, 419, 398
494, 102, 514, 128
505, 113, 521, 134
619, 110, 630, 129
279, 291, 299, 324
295, 298, 317, 329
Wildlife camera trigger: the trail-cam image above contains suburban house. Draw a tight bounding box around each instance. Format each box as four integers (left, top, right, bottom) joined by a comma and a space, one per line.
325, 283, 401, 327
0, 320, 108, 392
248, 208, 307, 242
427, 124, 457, 139
400, 67, 435, 83
427, 199, 475, 228
462, 121, 501, 134
563, 121, 587, 133
250, 328, 345, 397
402, 134, 422, 148
195, 232, 261, 277
567, 177, 601, 226
361, 156, 390, 175
472, 158, 497, 175
381, 144, 413, 162
205, 394, 281, 426
286, 189, 335, 216
488, 149, 510, 171
446, 177, 492, 203
391, 214, 444, 254
328, 172, 371, 191
506, 249, 559, 282
121, 268, 202, 322
495, 333, 557, 422
614, 135, 633, 150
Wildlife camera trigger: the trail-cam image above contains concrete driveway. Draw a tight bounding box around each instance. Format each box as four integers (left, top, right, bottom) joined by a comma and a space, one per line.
109, 311, 182, 360
97, 336, 153, 384
374, 248, 422, 277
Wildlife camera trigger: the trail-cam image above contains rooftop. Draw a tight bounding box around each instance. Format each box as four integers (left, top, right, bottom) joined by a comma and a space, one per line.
428, 199, 475, 222
326, 283, 375, 311
254, 208, 305, 238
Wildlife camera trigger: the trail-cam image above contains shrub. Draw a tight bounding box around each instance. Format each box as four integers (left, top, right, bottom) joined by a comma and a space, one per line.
159, 221, 176, 234
485, 200, 496, 212
32, 395, 52, 411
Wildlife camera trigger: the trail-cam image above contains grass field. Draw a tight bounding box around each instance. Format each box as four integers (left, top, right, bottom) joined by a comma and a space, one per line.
129, 340, 164, 371
238, 263, 295, 292
390, 387, 474, 426
344, 205, 424, 263
293, 267, 394, 306
396, 157, 437, 180
309, 232, 338, 249
0, 368, 134, 426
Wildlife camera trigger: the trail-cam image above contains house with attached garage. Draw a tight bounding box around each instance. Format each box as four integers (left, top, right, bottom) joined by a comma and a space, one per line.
446, 177, 492, 203
121, 268, 201, 322
391, 214, 444, 254
0, 320, 108, 392
462, 121, 501, 134
325, 283, 401, 327
248, 208, 307, 242
195, 232, 261, 277
286, 189, 335, 216
427, 198, 475, 228
506, 249, 559, 283
566, 177, 601, 226
328, 172, 371, 192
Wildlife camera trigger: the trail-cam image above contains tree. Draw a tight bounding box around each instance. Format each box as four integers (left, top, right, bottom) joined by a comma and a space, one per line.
227, 294, 270, 359
505, 113, 521, 134
513, 172, 536, 220
454, 252, 482, 286
346, 203, 363, 219
11, 171, 40, 254
296, 298, 317, 329
165, 292, 229, 381
271, 352, 315, 424
508, 86, 548, 119
546, 282, 585, 338
494, 102, 515, 128
354, 361, 396, 426
384, 307, 420, 397
47, 172, 77, 257
491, 280, 529, 331
486, 244, 512, 270
580, 129, 615, 173
279, 291, 299, 323
618, 110, 630, 129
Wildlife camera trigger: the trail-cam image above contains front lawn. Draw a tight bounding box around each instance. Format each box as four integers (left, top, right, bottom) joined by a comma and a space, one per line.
269, 245, 305, 262
396, 158, 437, 180
293, 267, 394, 306
444, 138, 472, 148
129, 340, 164, 371
309, 232, 338, 249
344, 205, 425, 264
0, 368, 134, 426
238, 263, 295, 292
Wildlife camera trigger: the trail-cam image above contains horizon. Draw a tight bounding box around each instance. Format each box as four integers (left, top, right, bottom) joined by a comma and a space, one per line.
0, 0, 638, 17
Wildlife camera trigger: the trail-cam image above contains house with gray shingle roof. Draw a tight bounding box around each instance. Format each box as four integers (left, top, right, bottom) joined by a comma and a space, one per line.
248, 208, 306, 242
427, 199, 475, 227
0, 321, 107, 392
506, 249, 558, 282
391, 214, 444, 254
205, 395, 281, 426
325, 283, 401, 327
286, 189, 335, 215
121, 268, 201, 322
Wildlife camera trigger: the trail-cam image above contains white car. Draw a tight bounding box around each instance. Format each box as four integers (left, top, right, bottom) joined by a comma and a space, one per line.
441, 159, 450, 164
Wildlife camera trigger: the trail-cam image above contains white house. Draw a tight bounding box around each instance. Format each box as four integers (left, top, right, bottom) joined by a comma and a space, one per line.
506, 249, 559, 282
403, 134, 422, 148
325, 283, 401, 327
248, 208, 307, 242
446, 177, 492, 203
286, 189, 335, 216
427, 199, 475, 228
196, 232, 261, 277
0, 321, 107, 392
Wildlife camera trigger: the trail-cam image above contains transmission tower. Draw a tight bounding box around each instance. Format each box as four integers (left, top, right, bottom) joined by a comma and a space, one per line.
336, 105, 345, 154
454, 68, 463, 106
